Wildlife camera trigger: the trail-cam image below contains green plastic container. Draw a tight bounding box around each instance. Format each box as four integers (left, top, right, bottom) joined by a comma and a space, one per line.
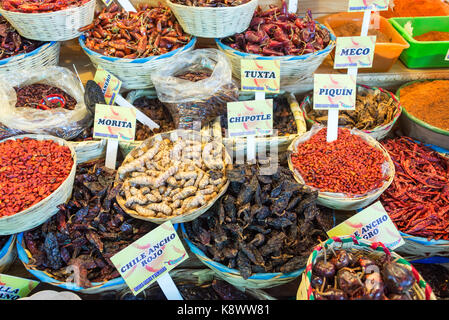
389, 16, 449, 68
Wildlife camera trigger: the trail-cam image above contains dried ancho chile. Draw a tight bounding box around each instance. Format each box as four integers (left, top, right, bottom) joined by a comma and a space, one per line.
185, 163, 329, 279
311, 247, 418, 300
23, 159, 155, 288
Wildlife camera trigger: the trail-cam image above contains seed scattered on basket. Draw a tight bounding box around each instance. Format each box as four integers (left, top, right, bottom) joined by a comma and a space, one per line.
0, 137, 73, 217
0, 0, 90, 12
117, 136, 228, 219
80, 3, 192, 59
0, 17, 43, 60
221, 1, 331, 56
290, 127, 388, 195
184, 163, 330, 279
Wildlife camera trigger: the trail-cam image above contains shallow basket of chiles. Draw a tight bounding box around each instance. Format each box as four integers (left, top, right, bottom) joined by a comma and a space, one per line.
0, 0, 96, 41
287, 125, 395, 211
16, 159, 157, 294
115, 269, 275, 300
0, 134, 76, 235
78, 3, 196, 90
166, 0, 259, 38
181, 162, 331, 289
0, 235, 16, 273
0, 17, 60, 76
300, 85, 402, 141
380, 137, 449, 261
296, 236, 436, 300
115, 129, 231, 224
215, 1, 336, 90
221, 92, 307, 154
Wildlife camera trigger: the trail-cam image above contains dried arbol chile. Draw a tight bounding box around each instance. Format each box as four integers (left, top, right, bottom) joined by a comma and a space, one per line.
0, 137, 73, 217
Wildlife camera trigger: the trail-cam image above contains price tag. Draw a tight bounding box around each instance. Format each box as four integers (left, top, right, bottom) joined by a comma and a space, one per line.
226, 99, 273, 138
348, 0, 390, 12
327, 201, 405, 250
94, 66, 122, 105
313, 74, 356, 110
110, 221, 188, 297
334, 36, 376, 69
240, 60, 280, 93
0, 274, 39, 300
93, 104, 136, 142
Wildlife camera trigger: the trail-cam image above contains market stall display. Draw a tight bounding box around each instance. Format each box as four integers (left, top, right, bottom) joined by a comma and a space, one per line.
116, 130, 231, 224
397, 79, 449, 149
0, 134, 76, 235
17, 159, 155, 294
0, 0, 96, 41
323, 12, 409, 73
182, 163, 330, 289
0, 235, 16, 273
389, 16, 449, 69
216, 2, 336, 90
167, 0, 258, 38
288, 126, 395, 210
300, 85, 402, 140
297, 236, 436, 300
79, 3, 196, 89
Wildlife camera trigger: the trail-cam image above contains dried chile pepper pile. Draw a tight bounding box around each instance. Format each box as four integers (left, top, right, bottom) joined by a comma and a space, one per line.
132, 96, 176, 140
81, 4, 192, 59
290, 127, 388, 195
14, 84, 77, 110
185, 164, 329, 279
380, 137, 449, 240
171, 0, 250, 7
0, 17, 43, 60
311, 248, 418, 300
0, 137, 73, 217
175, 68, 212, 82
221, 1, 331, 56
120, 279, 254, 300
220, 94, 297, 136
0, 0, 90, 12
23, 160, 155, 288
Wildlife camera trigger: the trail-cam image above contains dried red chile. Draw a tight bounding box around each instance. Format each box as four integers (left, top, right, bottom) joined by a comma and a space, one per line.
0, 17, 43, 60
185, 164, 328, 279
14, 84, 77, 110
23, 159, 155, 288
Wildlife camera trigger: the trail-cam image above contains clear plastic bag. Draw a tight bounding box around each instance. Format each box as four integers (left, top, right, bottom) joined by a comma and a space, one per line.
151, 48, 239, 129
0, 66, 92, 140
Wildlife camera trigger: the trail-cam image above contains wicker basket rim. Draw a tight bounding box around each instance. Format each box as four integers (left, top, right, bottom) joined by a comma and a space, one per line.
115, 129, 231, 223
287, 127, 395, 201
0, 134, 77, 223
167, 0, 257, 10
0, 0, 95, 16
214, 22, 336, 60
79, 35, 197, 64
180, 223, 305, 279
15, 233, 124, 291
0, 41, 57, 66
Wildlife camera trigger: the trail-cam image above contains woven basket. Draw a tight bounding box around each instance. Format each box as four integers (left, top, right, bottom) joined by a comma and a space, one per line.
16, 233, 126, 294
69, 139, 107, 164
116, 129, 230, 224
79, 36, 197, 90
0, 235, 16, 273
180, 224, 304, 289
0, 41, 60, 76
300, 85, 402, 141
117, 268, 276, 300
296, 236, 436, 300
0, 0, 96, 41
0, 134, 76, 236
223, 92, 307, 156
287, 126, 395, 211
215, 24, 336, 91
167, 0, 258, 38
